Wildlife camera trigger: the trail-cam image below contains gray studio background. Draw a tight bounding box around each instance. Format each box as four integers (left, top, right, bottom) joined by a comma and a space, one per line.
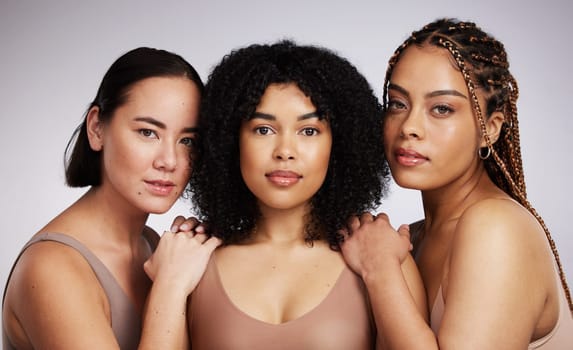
1, 0, 571, 299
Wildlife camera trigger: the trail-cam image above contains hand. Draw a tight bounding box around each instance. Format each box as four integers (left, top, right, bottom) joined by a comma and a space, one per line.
340, 212, 412, 278
144, 231, 222, 295
169, 215, 208, 234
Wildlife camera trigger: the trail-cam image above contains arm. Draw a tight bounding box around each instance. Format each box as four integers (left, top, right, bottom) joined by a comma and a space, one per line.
341, 213, 435, 350
141, 230, 221, 350
342, 201, 552, 350
5, 228, 220, 349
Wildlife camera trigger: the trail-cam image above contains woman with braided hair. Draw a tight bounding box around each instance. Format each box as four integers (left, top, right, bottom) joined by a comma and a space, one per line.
341, 18, 573, 349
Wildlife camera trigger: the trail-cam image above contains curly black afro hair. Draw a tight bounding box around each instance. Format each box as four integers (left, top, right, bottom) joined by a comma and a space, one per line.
189, 40, 390, 248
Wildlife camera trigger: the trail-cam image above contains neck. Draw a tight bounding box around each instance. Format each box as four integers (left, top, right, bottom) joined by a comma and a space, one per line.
420, 166, 497, 237
251, 205, 310, 246
79, 187, 150, 245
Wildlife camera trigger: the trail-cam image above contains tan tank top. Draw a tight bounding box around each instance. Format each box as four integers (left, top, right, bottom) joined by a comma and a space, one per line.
2, 232, 150, 350
190, 258, 375, 349
430, 266, 573, 348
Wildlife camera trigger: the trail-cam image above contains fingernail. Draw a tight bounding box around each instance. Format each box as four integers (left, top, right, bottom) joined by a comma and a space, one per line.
180, 223, 190, 231
170, 225, 178, 232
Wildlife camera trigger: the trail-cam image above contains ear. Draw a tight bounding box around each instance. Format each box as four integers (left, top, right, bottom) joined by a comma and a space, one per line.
480, 111, 504, 147
86, 106, 104, 151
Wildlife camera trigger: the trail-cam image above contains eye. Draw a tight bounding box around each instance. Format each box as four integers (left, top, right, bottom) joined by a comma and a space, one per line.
300, 127, 319, 136
139, 129, 157, 138
387, 99, 407, 112
180, 137, 196, 148
255, 126, 274, 135
432, 104, 454, 116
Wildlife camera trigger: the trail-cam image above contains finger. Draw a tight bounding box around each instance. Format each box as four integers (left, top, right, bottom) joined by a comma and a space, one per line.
170, 215, 187, 232
198, 221, 210, 233
194, 223, 205, 234
178, 217, 201, 232
359, 212, 374, 223
346, 215, 361, 232
162, 230, 176, 238
397, 224, 413, 251
193, 232, 209, 243
203, 236, 223, 251
338, 228, 349, 240
397, 224, 411, 239
374, 212, 390, 222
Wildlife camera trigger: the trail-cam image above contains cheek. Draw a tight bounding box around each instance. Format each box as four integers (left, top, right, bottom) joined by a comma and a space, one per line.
239, 134, 266, 164
436, 122, 478, 150
239, 144, 260, 186
308, 139, 332, 177
383, 122, 399, 149
102, 137, 134, 172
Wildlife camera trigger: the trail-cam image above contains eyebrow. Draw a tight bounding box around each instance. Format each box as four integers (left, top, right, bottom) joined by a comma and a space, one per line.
249, 111, 323, 121
134, 116, 198, 133
388, 83, 467, 99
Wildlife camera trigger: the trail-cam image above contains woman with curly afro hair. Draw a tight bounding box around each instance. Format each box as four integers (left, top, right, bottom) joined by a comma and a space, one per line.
186, 40, 426, 349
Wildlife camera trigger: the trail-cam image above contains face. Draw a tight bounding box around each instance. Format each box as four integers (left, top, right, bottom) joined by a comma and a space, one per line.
239, 83, 332, 212
384, 45, 484, 191
91, 76, 200, 214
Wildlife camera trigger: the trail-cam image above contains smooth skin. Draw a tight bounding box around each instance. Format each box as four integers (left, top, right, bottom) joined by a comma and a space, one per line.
341, 46, 561, 349
181, 83, 426, 349
3, 77, 221, 349
213, 83, 343, 325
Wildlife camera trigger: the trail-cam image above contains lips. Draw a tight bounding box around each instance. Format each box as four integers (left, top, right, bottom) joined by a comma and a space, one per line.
395, 148, 428, 166
145, 180, 176, 195
265, 170, 302, 186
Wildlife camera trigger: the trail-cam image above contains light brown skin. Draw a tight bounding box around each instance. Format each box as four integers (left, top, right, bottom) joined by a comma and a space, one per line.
3, 77, 221, 349
340, 45, 562, 349
212, 83, 343, 325
177, 84, 426, 349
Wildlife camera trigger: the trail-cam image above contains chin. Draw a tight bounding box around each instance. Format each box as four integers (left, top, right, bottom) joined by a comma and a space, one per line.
392, 176, 425, 191
142, 201, 178, 215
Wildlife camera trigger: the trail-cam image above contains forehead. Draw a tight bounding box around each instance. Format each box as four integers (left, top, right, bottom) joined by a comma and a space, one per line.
115, 76, 201, 126
390, 45, 467, 93
256, 83, 315, 110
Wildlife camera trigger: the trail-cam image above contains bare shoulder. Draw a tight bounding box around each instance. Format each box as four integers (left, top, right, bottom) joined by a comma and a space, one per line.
4, 240, 112, 348
455, 197, 547, 250
451, 197, 554, 283
6, 240, 105, 309
440, 198, 559, 346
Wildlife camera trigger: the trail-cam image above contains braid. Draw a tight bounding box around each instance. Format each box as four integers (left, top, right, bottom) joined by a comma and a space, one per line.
384, 18, 572, 314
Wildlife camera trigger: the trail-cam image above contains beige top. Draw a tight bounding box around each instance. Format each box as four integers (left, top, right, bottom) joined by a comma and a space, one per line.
431, 267, 573, 349
3, 232, 151, 350
189, 258, 375, 349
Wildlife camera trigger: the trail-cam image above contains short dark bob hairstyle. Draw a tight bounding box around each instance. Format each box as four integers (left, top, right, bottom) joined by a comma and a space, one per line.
64, 47, 203, 187
190, 40, 389, 248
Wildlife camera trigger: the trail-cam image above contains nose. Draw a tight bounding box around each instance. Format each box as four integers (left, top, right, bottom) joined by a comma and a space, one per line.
399, 108, 424, 139
153, 141, 178, 171
273, 134, 296, 160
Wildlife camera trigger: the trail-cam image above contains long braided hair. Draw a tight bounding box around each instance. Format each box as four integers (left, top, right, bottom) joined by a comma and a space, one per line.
383, 18, 572, 314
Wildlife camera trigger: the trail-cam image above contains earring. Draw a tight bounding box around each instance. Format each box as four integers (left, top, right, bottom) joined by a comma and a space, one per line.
478, 146, 491, 160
